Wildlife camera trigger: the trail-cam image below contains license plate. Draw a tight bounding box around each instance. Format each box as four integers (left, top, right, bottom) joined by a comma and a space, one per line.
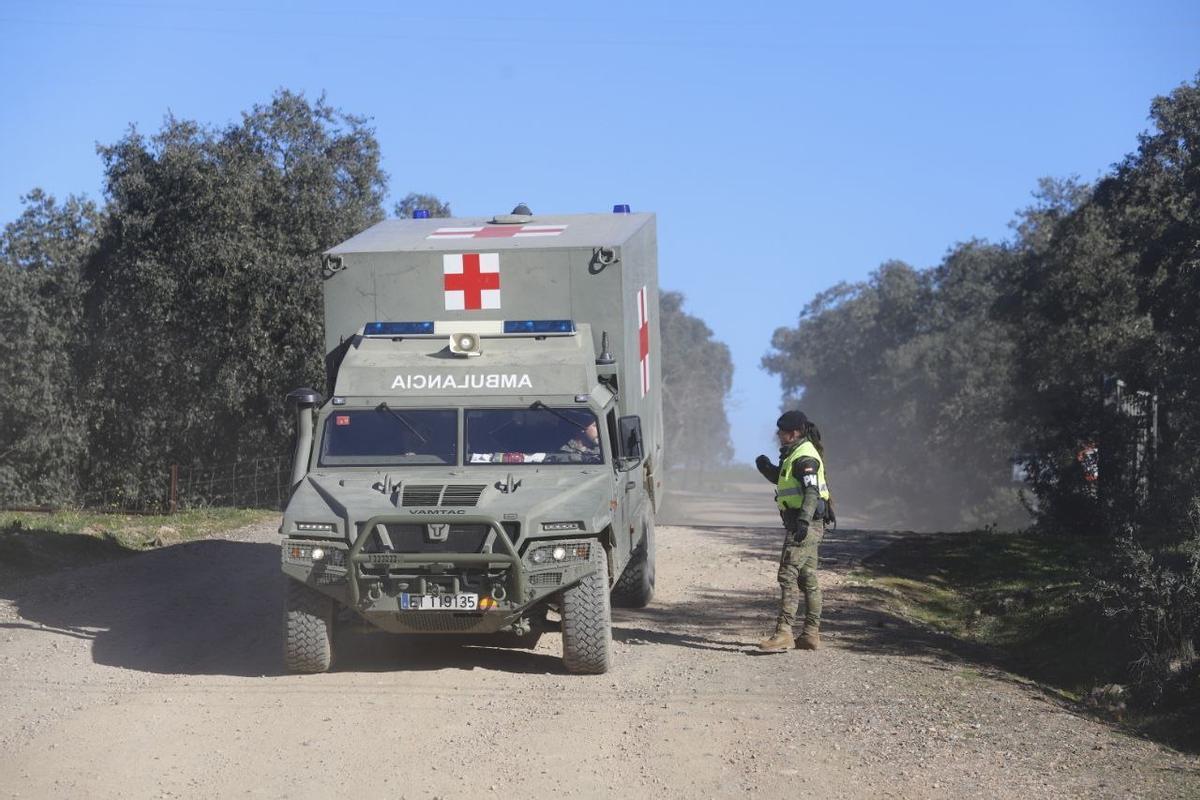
399, 592, 478, 611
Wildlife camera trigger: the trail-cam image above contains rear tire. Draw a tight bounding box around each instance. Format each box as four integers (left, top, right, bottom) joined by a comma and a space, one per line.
560, 546, 612, 674
612, 517, 656, 608
284, 579, 334, 674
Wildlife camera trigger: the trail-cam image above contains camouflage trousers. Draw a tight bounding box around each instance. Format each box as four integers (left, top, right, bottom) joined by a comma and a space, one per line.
775, 521, 824, 632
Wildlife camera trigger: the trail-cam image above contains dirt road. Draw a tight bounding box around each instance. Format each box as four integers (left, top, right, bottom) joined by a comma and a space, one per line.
1, 509, 1197, 799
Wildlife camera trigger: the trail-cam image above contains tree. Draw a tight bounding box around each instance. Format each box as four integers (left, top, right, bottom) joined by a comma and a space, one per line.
80, 91, 388, 497
0, 190, 98, 504
658, 291, 734, 483
764, 246, 1025, 530
394, 193, 451, 219
995, 77, 1200, 703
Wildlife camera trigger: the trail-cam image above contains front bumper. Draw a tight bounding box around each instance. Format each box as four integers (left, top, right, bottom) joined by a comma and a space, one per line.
282, 514, 598, 634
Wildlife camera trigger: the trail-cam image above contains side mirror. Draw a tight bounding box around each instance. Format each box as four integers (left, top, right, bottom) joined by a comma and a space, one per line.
617, 415, 644, 470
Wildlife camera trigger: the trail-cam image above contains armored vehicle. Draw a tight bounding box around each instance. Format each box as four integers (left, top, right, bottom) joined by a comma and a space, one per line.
280, 206, 663, 674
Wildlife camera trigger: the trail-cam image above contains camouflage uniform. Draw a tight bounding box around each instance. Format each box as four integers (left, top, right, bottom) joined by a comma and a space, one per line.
559, 436, 601, 464
755, 435, 830, 650
776, 519, 824, 631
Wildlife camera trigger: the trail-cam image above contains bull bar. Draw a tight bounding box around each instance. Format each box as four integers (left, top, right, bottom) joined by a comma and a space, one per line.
346, 514, 527, 607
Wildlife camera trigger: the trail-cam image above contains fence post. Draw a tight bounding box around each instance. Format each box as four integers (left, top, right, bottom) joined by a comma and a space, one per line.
169, 464, 179, 514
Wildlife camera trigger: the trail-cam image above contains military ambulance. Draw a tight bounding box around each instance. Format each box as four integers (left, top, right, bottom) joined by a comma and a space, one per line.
280, 206, 663, 674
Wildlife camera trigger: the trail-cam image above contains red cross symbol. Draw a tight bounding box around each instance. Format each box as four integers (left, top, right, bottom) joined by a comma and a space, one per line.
637, 286, 650, 397
443, 253, 500, 310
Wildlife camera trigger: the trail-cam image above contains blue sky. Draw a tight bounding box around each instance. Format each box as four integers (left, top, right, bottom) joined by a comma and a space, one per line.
2, 1, 1197, 461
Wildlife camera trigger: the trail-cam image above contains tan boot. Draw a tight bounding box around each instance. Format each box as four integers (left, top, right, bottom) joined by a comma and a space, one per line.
757, 629, 793, 652
795, 625, 820, 650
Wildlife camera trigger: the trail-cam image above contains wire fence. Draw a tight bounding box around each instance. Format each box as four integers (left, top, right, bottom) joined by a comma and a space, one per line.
172, 455, 292, 511
4, 456, 292, 515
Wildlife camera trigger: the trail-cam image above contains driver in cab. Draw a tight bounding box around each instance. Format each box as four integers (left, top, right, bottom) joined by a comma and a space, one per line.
560, 420, 602, 464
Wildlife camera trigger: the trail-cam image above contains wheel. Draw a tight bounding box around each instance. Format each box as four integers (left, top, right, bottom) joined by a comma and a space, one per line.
611, 517, 656, 608
560, 545, 612, 674
284, 579, 334, 674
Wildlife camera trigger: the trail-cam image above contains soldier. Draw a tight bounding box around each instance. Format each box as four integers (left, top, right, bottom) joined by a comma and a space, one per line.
560, 420, 602, 464
754, 410, 832, 652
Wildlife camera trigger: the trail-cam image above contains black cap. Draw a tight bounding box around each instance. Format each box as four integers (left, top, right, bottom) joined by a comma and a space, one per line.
776, 410, 808, 432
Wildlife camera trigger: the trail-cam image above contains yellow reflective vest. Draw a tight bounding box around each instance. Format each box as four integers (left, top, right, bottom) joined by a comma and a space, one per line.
776, 440, 830, 510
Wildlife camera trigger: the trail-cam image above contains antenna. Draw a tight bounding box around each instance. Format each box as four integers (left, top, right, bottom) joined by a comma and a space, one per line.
596, 331, 615, 365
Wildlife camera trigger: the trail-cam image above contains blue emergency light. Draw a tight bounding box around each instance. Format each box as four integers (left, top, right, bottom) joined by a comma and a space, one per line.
613, 204, 631, 214
364, 321, 435, 336
413, 209, 430, 219
503, 320, 576, 334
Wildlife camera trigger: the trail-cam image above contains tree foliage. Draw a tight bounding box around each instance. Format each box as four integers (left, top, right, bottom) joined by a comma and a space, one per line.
0, 89, 739, 511
79, 91, 387, 496
764, 246, 1021, 529
1006, 78, 1200, 704
0, 190, 98, 503
659, 291, 734, 481
765, 74, 1200, 706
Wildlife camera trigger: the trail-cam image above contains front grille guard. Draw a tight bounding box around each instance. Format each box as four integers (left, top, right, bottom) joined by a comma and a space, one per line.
347, 514, 525, 607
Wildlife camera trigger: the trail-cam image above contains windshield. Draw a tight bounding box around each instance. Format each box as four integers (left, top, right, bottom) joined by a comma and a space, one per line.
318, 408, 457, 466
466, 408, 602, 465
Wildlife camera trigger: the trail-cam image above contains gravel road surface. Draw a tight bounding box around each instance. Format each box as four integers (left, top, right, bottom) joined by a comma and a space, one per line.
1, 506, 1197, 799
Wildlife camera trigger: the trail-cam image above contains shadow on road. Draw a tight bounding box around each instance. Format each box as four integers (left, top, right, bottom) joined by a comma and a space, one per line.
331, 630, 564, 675
4, 522, 1026, 681
5, 539, 563, 677
5, 539, 284, 677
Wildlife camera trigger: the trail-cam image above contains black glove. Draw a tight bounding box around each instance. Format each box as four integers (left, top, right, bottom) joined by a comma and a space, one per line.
780, 509, 809, 543
755, 454, 780, 483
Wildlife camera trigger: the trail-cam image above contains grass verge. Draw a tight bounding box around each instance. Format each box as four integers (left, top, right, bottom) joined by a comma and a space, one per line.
855, 529, 1199, 751
855, 530, 1126, 695
0, 508, 278, 580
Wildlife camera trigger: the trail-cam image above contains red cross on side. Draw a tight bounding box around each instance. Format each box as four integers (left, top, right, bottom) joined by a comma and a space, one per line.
637, 285, 650, 397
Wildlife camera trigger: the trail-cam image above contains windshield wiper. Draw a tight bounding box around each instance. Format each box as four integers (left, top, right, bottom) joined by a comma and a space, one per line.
529, 401, 587, 431
376, 403, 429, 444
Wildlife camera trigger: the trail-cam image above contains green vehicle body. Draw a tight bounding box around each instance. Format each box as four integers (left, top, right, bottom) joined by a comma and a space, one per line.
280, 208, 664, 673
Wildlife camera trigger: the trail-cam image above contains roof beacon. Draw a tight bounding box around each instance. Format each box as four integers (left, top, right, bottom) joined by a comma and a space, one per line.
613, 204, 631, 214
363, 321, 434, 336
503, 319, 576, 334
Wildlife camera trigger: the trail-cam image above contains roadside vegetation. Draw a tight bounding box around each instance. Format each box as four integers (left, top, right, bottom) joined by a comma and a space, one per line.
0, 509, 277, 580
769, 76, 1200, 742
0, 90, 734, 515
855, 530, 1199, 751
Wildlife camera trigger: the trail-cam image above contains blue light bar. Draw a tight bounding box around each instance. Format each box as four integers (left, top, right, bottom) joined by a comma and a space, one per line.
503, 319, 576, 334
364, 321, 435, 336
613, 204, 631, 214
413, 209, 430, 219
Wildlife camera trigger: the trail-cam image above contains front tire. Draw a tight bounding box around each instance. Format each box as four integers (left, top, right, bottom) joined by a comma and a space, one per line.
284, 579, 334, 674
560, 546, 612, 674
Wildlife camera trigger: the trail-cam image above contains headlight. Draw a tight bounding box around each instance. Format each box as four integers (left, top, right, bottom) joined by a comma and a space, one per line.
527, 542, 591, 565
286, 544, 345, 566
